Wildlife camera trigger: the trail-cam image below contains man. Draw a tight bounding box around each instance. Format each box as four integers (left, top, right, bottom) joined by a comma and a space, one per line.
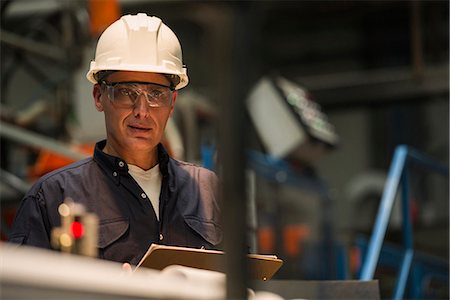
9, 13, 222, 266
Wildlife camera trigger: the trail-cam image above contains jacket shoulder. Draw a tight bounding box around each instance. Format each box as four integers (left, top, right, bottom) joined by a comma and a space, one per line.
27, 158, 95, 195
170, 158, 217, 177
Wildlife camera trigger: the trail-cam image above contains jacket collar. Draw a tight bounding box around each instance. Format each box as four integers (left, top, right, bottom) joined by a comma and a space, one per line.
93, 140, 170, 184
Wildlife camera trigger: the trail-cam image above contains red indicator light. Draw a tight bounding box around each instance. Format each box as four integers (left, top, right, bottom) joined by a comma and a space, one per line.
71, 221, 84, 239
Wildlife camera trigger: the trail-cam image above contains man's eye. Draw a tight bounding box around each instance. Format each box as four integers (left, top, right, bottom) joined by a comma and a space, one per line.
149, 90, 163, 98
118, 88, 141, 100
118, 88, 132, 96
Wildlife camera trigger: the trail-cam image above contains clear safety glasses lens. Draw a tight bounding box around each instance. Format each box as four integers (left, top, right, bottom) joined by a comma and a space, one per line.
102, 82, 173, 108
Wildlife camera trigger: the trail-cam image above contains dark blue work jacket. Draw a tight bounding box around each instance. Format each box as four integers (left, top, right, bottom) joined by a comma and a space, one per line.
9, 140, 222, 265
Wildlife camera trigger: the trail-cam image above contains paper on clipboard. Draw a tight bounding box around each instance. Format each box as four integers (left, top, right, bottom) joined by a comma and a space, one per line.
136, 244, 283, 280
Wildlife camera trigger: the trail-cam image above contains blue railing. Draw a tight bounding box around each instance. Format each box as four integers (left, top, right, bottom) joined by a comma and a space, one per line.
359, 145, 449, 299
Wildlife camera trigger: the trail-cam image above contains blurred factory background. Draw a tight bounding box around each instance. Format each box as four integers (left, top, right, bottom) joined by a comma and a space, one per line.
1, 0, 448, 299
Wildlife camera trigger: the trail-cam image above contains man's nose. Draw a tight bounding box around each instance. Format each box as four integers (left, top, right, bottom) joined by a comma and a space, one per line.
133, 94, 151, 116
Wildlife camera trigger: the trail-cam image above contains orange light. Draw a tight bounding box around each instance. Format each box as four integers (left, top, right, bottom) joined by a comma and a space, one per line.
71, 221, 84, 239
283, 224, 310, 258
258, 226, 275, 254
89, 0, 122, 37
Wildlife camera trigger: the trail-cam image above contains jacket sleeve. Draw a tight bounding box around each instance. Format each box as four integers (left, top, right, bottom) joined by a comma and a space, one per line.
8, 191, 53, 249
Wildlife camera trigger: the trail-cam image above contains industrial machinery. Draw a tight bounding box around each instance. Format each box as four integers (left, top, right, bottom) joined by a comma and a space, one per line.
245, 75, 341, 279
51, 198, 98, 257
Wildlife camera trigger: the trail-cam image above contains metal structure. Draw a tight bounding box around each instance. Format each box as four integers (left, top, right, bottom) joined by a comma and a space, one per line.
0, 121, 88, 161
246, 150, 338, 280
359, 145, 449, 299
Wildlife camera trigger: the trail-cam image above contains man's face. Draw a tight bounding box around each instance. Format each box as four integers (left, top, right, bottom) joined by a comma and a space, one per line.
93, 71, 177, 158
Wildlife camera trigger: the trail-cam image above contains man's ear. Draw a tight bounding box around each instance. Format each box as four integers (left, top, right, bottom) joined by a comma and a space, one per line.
93, 84, 104, 112
169, 91, 178, 116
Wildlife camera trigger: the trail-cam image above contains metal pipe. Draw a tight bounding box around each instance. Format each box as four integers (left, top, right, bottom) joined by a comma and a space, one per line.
0, 121, 88, 161
359, 145, 408, 280
392, 167, 414, 299
401, 164, 413, 250
410, 1, 424, 80
359, 144, 449, 282
0, 29, 66, 62
0, 168, 31, 195
393, 249, 414, 300
217, 3, 256, 298
295, 65, 447, 92
407, 147, 450, 176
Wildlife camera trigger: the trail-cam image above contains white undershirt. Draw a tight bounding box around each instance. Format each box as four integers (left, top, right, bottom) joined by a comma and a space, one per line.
128, 163, 162, 220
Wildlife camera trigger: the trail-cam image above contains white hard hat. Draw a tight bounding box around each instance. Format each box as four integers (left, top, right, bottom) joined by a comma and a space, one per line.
86, 13, 189, 90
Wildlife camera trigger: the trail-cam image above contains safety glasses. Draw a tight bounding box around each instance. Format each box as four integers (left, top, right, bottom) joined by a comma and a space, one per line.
101, 81, 174, 108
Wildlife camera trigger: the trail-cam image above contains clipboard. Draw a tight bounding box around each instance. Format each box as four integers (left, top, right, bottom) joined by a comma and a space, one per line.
136, 244, 283, 280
